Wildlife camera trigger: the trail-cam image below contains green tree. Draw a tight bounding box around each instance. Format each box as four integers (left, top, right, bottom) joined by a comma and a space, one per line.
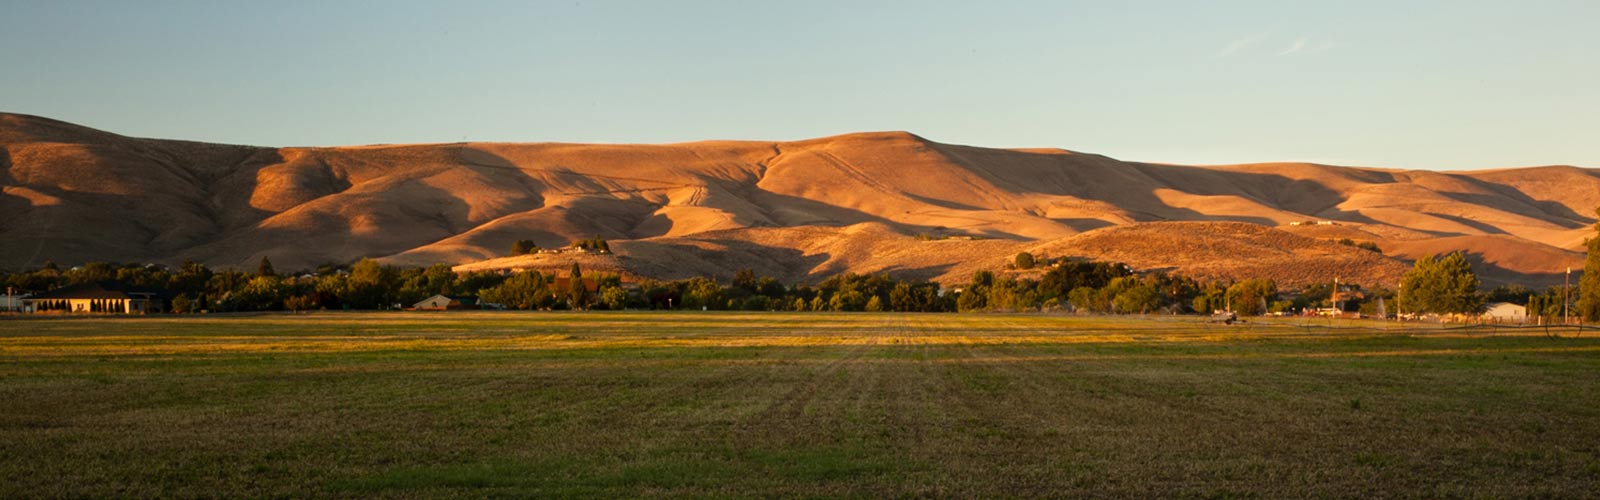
480, 270, 549, 310
956, 287, 987, 312
971, 270, 995, 288
257, 256, 276, 277
681, 277, 722, 310
284, 294, 317, 313
1014, 252, 1036, 270
733, 268, 759, 292
1399, 252, 1482, 315
1067, 286, 1106, 313
65, 262, 116, 284
830, 290, 867, 312
1577, 208, 1600, 322
1112, 281, 1160, 314
598, 286, 629, 310
234, 276, 285, 311
510, 239, 538, 256
865, 296, 884, 312
171, 294, 192, 314
1226, 279, 1277, 316
567, 264, 591, 309
344, 258, 395, 309
889, 282, 915, 312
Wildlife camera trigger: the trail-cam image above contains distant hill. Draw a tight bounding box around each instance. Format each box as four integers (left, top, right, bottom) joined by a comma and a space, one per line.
1, 112, 1591, 287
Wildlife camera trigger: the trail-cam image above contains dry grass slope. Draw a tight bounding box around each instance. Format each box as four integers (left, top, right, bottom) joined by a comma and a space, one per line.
1, 112, 1592, 286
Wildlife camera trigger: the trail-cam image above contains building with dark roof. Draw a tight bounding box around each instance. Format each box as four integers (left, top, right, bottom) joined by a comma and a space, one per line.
24, 281, 169, 314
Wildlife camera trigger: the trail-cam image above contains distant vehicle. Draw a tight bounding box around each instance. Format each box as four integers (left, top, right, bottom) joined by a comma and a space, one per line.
1211, 311, 1237, 324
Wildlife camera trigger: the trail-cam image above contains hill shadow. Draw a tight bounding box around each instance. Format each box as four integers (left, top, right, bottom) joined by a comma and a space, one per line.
744, 189, 1032, 240
925, 142, 1373, 227
866, 263, 958, 284
622, 238, 831, 284
1050, 218, 1116, 232
1426, 212, 1507, 235
1439, 174, 1593, 229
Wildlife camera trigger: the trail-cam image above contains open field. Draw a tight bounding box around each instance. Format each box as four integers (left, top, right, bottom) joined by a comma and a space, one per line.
2, 312, 1599, 497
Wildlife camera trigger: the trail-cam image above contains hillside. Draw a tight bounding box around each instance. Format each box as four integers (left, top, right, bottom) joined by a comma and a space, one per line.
1, 112, 1592, 287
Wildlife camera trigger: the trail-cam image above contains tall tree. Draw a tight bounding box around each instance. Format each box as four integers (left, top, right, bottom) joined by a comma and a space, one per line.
1577, 207, 1600, 322
1400, 252, 1482, 315
567, 263, 590, 309
257, 256, 276, 277
1225, 279, 1276, 316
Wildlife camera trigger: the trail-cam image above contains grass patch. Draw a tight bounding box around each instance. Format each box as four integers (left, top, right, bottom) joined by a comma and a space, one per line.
2, 311, 1598, 497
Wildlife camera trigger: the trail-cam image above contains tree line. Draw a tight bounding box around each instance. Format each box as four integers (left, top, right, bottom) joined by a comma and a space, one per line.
3, 209, 1597, 320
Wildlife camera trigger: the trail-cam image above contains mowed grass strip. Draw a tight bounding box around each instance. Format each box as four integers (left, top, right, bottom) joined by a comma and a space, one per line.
1, 312, 1597, 497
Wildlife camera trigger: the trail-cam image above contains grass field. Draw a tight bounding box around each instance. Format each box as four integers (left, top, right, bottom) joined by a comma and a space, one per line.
2, 312, 1598, 497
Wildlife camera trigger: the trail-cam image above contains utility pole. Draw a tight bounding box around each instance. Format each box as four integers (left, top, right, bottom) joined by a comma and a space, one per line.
1396, 282, 1403, 322
1332, 277, 1340, 314
1565, 267, 1572, 325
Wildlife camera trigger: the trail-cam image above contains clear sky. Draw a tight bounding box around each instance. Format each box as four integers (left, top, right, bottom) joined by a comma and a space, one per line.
2, 0, 1595, 170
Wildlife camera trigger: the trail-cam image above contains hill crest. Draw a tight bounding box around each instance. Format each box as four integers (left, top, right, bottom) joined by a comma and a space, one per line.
1, 113, 1591, 287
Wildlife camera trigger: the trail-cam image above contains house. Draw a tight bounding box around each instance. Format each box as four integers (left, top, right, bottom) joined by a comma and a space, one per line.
25, 281, 168, 314
412, 294, 479, 311
1482, 302, 1526, 323
1, 292, 32, 313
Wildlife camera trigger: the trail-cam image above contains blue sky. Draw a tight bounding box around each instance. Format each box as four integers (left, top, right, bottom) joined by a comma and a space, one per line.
2, 0, 1595, 170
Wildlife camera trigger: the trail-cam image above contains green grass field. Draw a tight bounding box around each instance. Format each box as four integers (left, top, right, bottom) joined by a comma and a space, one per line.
2, 312, 1598, 497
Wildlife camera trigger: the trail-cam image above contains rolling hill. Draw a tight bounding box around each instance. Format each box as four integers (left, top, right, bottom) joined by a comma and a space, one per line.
0, 112, 1591, 287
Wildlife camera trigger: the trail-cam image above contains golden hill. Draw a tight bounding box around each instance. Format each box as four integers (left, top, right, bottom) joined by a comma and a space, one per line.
1, 113, 1592, 287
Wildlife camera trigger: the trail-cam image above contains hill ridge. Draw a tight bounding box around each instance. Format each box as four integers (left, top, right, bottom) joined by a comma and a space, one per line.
0, 113, 1591, 287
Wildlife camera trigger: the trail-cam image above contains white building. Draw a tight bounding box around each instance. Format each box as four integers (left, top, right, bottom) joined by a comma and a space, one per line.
1482, 302, 1526, 323
412, 294, 477, 310
0, 293, 32, 312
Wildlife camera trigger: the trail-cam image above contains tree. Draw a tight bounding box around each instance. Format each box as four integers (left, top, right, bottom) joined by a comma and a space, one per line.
1014, 252, 1036, 270
482, 271, 549, 310
171, 294, 192, 314
284, 294, 317, 313
956, 287, 987, 312
344, 258, 395, 309
681, 277, 722, 310
733, 268, 758, 292
1112, 281, 1160, 314
234, 276, 285, 311
865, 296, 884, 312
598, 286, 630, 310
1067, 286, 1106, 313
257, 256, 276, 277
1578, 208, 1600, 322
66, 262, 116, 284
1399, 252, 1482, 315
510, 239, 538, 256
1226, 279, 1276, 316
567, 264, 591, 309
